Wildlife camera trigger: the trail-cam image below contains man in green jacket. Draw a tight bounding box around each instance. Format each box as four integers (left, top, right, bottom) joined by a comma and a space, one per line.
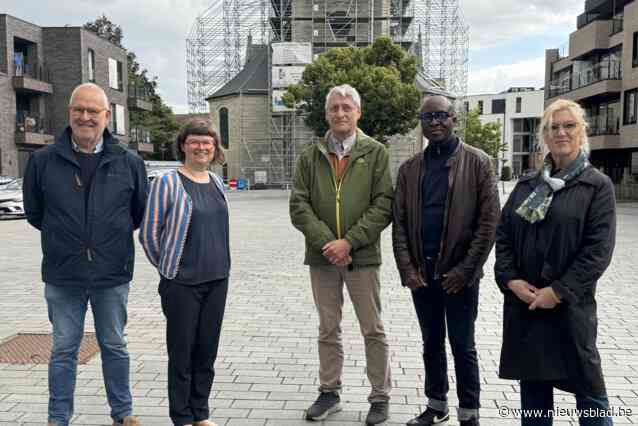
290, 84, 393, 425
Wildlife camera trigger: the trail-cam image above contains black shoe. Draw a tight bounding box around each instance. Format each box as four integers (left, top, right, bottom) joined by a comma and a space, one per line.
366, 401, 389, 425
305, 392, 342, 421
406, 407, 449, 425
460, 418, 479, 426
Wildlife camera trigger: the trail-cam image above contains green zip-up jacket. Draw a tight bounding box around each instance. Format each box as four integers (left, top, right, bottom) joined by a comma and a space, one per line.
290, 129, 393, 266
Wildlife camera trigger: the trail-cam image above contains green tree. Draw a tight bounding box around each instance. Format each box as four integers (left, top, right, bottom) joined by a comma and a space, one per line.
461, 107, 506, 161
283, 37, 421, 143
83, 14, 123, 47
84, 16, 179, 159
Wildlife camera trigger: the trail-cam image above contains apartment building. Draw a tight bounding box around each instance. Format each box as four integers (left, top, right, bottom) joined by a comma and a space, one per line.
464, 87, 545, 177
0, 14, 153, 177
545, 0, 638, 196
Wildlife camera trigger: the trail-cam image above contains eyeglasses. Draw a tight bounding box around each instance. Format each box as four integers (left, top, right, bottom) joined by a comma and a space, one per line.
69, 106, 108, 117
419, 111, 452, 123
185, 140, 215, 148
548, 122, 578, 135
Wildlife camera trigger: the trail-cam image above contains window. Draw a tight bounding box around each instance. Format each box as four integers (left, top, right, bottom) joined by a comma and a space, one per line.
463, 101, 469, 113
516, 97, 522, 113
108, 58, 123, 90
492, 99, 505, 114
110, 103, 126, 135
624, 89, 638, 124
88, 49, 95, 82
477, 100, 483, 115
633, 32, 638, 67
219, 107, 229, 149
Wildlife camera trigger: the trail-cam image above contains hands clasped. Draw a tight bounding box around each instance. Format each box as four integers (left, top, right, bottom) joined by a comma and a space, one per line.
322, 239, 352, 267
507, 279, 561, 310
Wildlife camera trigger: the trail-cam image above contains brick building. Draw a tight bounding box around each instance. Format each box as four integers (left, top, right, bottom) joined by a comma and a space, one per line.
0, 13, 152, 177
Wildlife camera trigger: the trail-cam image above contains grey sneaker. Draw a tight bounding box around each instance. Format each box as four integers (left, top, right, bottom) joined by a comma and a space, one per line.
366, 401, 389, 425
305, 392, 342, 421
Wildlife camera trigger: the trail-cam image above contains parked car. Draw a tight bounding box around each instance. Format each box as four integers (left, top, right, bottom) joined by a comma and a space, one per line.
0, 176, 16, 187
0, 178, 25, 220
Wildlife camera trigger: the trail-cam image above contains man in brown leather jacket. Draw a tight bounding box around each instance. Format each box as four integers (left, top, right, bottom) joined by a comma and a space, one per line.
392, 95, 499, 426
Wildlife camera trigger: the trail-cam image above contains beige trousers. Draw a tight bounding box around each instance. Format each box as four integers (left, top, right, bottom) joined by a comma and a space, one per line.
309, 265, 392, 402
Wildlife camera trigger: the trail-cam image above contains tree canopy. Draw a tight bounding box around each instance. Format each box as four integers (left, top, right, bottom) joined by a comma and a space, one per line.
283, 37, 421, 143
84, 15, 179, 159
461, 107, 506, 162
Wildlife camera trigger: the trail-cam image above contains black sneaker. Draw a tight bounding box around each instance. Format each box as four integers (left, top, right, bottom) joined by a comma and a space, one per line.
460, 418, 479, 426
406, 407, 449, 425
305, 392, 342, 421
366, 401, 389, 425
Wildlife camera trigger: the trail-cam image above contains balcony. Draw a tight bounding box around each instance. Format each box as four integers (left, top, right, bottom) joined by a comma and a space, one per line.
130, 127, 154, 154
15, 111, 54, 146
547, 61, 622, 100
128, 83, 153, 111
12, 63, 53, 95
588, 114, 620, 136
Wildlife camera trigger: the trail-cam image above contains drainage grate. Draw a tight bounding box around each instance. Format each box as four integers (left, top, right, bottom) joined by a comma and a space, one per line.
0, 333, 99, 364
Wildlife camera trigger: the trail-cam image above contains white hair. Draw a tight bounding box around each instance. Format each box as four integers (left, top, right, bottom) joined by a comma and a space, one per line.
68, 83, 110, 109
325, 84, 361, 111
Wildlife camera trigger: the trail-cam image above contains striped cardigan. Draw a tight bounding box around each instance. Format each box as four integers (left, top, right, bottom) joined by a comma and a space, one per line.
139, 169, 227, 279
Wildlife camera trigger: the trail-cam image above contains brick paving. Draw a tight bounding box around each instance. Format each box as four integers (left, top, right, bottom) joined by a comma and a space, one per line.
1, 186, 637, 425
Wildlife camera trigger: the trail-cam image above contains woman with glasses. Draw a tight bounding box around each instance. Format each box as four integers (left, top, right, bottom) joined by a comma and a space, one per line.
140, 119, 229, 426
494, 99, 616, 425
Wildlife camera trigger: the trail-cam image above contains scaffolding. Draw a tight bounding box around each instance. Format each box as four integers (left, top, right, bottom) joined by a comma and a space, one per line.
187, 0, 469, 112
187, 0, 469, 185
415, 0, 469, 98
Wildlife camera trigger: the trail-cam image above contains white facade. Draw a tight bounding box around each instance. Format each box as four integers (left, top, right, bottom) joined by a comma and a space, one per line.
464, 88, 544, 177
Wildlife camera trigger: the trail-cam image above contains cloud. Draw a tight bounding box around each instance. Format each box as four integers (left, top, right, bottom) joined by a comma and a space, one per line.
4, 0, 582, 112
460, 0, 583, 49
468, 57, 546, 95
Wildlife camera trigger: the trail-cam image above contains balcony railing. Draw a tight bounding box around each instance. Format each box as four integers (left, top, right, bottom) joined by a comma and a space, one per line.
128, 83, 152, 101
588, 114, 620, 136
16, 111, 51, 134
548, 61, 622, 98
130, 127, 151, 144
14, 62, 50, 82
610, 18, 623, 35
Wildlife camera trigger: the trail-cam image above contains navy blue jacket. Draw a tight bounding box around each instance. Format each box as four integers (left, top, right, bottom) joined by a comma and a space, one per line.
23, 127, 148, 288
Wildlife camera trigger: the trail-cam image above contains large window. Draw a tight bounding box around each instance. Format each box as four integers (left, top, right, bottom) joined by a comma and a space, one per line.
108, 58, 123, 90
492, 99, 505, 114
516, 97, 522, 113
633, 32, 638, 68
477, 100, 484, 115
219, 107, 229, 149
110, 103, 126, 135
624, 89, 638, 124
88, 49, 95, 82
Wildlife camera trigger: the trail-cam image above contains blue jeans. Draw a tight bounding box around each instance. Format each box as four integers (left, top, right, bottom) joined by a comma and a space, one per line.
45, 283, 132, 426
520, 381, 613, 426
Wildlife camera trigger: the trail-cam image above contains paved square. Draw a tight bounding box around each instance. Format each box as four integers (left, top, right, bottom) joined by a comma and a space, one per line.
1, 187, 637, 425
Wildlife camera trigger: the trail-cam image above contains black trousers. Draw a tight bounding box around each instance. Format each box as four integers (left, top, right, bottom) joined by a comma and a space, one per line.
411, 261, 480, 410
159, 277, 229, 426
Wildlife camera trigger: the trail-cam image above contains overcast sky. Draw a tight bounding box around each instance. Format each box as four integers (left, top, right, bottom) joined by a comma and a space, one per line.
3, 0, 583, 113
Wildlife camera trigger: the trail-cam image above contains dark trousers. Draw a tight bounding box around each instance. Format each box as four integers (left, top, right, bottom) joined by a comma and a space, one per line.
520, 381, 613, 426
411, 268, 480, 411
159, 277, 229, 426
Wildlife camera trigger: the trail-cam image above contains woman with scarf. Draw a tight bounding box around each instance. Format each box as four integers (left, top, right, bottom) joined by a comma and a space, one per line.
494, 99, 616, 426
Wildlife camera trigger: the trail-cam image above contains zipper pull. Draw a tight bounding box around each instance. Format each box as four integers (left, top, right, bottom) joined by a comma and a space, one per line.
74, 174, 83, 191
87, 248, 93, 262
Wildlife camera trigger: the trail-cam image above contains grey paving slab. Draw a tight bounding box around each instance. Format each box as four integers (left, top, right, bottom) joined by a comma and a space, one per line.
1, 188, 637, 425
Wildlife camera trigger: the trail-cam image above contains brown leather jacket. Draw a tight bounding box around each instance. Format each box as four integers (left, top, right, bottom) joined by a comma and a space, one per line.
392, 140, 500, 287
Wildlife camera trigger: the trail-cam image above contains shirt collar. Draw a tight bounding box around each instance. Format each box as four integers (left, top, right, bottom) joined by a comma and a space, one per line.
71, 136, 104, 154
328, 131, 357, 159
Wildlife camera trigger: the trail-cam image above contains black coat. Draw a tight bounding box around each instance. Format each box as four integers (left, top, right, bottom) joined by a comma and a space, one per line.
494, 166, 616, 396
23, 127, 148, 288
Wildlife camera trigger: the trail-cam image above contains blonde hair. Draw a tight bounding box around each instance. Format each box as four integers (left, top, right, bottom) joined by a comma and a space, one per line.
537, 98, 590, 157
